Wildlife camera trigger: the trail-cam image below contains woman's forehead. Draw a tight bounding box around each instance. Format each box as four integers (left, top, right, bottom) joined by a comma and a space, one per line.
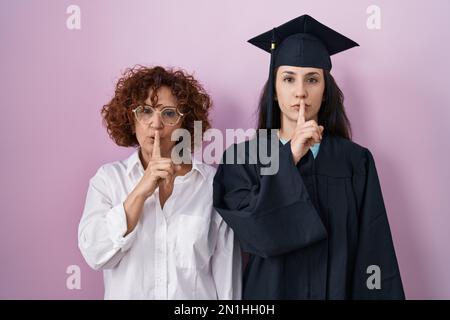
278, 65, 323, 75
145, 86, 177, 105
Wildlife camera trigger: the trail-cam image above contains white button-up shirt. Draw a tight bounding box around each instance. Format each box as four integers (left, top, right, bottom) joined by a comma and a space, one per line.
78, 150, 242, 299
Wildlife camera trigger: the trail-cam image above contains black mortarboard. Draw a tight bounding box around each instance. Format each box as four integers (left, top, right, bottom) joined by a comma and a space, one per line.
248, 14, 359, 128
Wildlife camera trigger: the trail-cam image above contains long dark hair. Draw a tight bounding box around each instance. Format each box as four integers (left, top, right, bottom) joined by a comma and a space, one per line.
257, 69, 352, 140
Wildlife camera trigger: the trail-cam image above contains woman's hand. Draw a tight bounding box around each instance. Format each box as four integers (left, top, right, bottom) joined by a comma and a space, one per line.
134, 131, 178, 199
124, 131, 180, 234
290, 100, 324, 165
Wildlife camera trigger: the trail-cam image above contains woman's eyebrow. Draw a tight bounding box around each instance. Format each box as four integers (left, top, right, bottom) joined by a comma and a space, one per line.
143, 103, 165, 108
281, 71, 320, 76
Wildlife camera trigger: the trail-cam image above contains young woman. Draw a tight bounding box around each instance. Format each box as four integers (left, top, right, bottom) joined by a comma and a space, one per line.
213, 15, 404, 299
79, 66, 241, 299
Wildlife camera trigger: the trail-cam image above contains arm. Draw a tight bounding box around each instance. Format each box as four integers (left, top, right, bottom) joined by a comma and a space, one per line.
351, 149, 405, 299
78, 167, 139, 270
213, 141, 327, 258
211, 212, 242, 300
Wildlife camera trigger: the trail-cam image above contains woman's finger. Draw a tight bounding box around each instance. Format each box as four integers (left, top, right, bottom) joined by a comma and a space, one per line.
152, 169, 170, 180
298, 127, 323, 138
150, 163, 175, 174
152, 131, 161, 158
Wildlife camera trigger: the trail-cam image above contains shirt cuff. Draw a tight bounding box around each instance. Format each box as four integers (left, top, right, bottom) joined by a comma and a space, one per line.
105, 202, 138, 252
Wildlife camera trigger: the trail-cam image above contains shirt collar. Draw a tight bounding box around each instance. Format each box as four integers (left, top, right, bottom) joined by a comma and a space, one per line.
172, 159, 209, 183
185, 159, 209, 181
126, 149, 144, 177
126, 148, 208, 181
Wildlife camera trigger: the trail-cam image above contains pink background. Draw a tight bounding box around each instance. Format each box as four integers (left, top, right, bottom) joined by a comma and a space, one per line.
1, 0, 449, 299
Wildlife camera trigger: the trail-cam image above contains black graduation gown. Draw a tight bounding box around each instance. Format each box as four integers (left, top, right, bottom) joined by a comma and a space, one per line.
213, 133, 405, 299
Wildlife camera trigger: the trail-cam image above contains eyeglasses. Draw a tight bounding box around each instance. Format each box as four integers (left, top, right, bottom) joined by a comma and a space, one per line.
132, 105, 186, 126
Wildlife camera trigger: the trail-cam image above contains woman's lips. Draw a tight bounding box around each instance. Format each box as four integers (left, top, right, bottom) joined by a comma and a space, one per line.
291, 104, 311, 109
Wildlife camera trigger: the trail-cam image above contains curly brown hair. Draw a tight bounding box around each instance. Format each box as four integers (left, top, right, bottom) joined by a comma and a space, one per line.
101, 65, 212, 149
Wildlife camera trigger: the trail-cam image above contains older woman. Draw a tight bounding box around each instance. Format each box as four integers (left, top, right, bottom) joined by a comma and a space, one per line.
78, 66, 241, 299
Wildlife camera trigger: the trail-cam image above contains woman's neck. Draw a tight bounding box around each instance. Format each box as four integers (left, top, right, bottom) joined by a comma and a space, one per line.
279, 116, 297, 141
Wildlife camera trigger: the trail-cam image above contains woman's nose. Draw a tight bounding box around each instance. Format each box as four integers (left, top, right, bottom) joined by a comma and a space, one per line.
294, 83, 307, 99
150, 112, 163, 129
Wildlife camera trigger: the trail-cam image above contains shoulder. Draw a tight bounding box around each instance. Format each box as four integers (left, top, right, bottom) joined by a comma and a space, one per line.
219, 133, 274, 167
83, 160, 127, 200
217, 139, 260, 172
96, 159, 127, 179
319, 135, 375, 177
194, 162, 217, 182
220, 139, 254, 164
325, 134, 366, 154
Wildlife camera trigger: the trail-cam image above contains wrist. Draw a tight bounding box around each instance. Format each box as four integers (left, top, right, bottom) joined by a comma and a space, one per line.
130, 186, 149, 201
290, 146, 302, 165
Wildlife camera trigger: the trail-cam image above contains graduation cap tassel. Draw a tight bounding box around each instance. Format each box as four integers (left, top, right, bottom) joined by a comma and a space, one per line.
266, 28, 277, 129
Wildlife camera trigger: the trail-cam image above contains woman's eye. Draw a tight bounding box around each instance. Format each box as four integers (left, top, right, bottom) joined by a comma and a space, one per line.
283, 77, 294, 83
143, 107, 153, 114
307, 78, 318, 83
163, 110, 177, 118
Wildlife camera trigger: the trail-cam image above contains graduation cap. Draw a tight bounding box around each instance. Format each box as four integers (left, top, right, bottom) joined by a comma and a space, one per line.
248, 14, 359, 128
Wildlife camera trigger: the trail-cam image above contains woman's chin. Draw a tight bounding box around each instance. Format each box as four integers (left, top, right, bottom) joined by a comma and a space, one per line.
287, 113, 302, 123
